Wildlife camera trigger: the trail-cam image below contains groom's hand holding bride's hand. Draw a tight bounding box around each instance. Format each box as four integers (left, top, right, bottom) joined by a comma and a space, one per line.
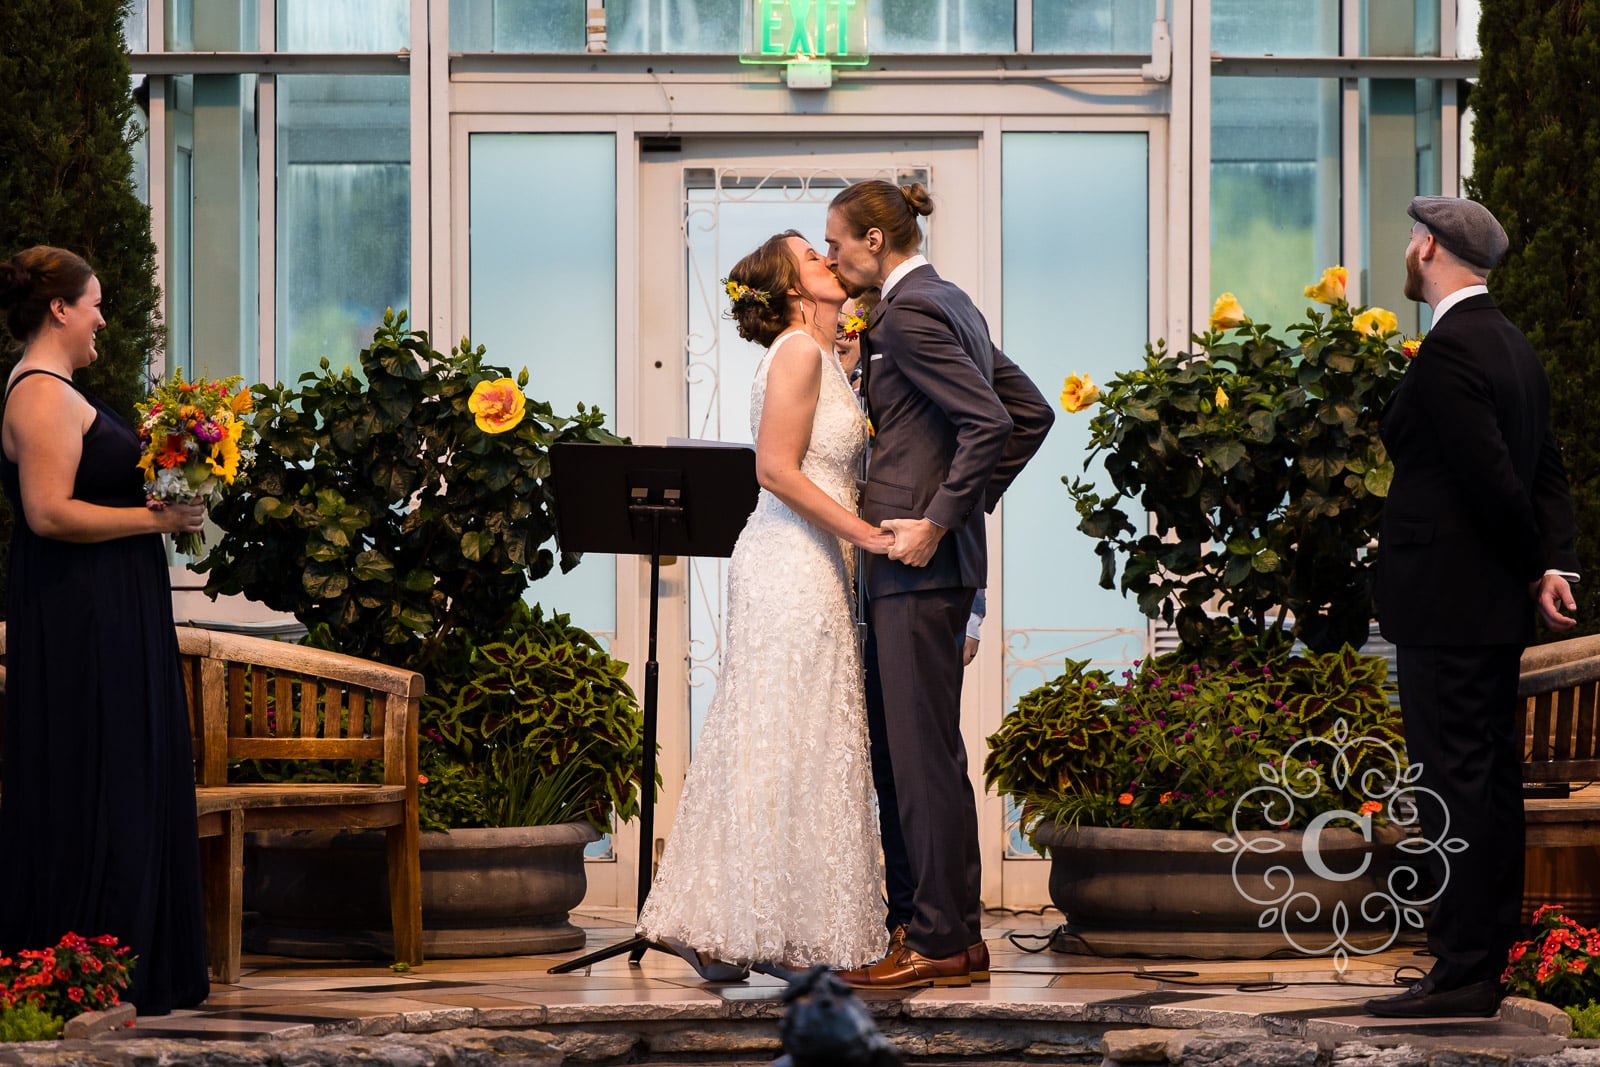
880, 517, 944, 567
859, 524, 897, 555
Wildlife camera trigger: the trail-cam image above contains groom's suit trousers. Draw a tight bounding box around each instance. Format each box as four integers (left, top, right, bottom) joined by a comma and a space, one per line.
864, 584, 981, 960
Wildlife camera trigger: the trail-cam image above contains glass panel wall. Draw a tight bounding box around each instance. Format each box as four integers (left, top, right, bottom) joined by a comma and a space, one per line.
1210, 77, 1340, 328
467, 133, 618, 641
166, 0, 258, 50
1001, 132, 1149, 855
1034, 0, 1154, 53
163, 73, 261, 380
450, 0, 587, 51
608, 0, 740, 52
277, 0, 408, 50
1361, 78, 1440, 332
1000, 131, 1149, 685
870, 0, 1013, 52
1212, 0, 1337, 55
275, 75, 410, 384
1364, 0, 1439, 56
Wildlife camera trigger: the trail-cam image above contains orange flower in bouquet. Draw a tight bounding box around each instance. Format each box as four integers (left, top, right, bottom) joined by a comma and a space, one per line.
136, 374, 257, 555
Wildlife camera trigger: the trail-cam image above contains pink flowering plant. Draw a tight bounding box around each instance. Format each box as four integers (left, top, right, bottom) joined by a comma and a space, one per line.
1502, 905, 1600, 1010
0, 932, 134, 1022
985, 635, 1401, 835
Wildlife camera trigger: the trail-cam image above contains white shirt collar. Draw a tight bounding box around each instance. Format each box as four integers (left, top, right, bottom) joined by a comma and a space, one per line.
1431, 284, 1489, 326
881, 255, 929, 299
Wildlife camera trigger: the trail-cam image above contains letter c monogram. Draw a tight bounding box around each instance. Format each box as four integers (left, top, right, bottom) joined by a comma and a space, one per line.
1302, 809, 1372, 882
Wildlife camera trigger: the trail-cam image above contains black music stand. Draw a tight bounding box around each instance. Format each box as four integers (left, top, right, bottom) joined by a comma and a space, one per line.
545, 442, 758, 974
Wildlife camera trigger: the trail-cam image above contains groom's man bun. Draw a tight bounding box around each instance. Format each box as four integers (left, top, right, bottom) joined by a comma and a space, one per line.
830, 180, 930, 255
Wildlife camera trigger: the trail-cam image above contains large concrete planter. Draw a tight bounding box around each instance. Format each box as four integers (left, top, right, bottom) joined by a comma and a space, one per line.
244, 822, 601, 958
1035, 821, 1425, 960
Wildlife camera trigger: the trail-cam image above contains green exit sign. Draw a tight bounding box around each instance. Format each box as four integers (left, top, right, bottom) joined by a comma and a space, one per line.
740, 0, 869, 65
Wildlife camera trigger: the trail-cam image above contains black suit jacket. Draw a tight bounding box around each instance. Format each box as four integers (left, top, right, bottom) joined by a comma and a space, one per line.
1375, 293, 1578, 646
860, 264, 1054, 596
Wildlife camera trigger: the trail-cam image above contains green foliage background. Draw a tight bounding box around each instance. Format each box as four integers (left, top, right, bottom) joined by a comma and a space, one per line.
0, 0, 162, 611
1469, 0, 1600, 639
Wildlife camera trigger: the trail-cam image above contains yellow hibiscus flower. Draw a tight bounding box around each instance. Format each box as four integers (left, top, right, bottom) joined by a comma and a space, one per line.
1215, 386, 1230, 411
1353, 307, 1398, 338
468, 378, 527, 434
1060, 373, 1102, 414
1304, 265, 1349, 305
1209, 292, 1246, 331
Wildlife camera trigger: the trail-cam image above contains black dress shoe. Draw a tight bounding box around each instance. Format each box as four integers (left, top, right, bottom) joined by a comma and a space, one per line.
1364, 979, 1501, 1019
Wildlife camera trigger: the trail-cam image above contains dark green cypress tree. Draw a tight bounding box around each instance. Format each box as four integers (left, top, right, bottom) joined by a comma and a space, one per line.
1469, 0, 1600, 639
0, 0, 161, 605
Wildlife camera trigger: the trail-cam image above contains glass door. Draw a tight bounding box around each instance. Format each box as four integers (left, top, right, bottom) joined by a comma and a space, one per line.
636, 135, 994, 895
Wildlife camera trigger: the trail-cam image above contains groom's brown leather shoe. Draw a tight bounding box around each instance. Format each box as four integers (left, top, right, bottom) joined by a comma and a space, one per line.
836, 944, 971, 989
967, 940, 991, 982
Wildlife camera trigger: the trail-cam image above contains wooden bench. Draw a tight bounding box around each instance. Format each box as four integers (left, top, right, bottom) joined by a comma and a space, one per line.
0, 623, 424, 985
1518, 633, 1600, 850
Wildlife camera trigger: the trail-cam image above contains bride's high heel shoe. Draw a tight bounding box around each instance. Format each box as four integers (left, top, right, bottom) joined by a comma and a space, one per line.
658, 937, 750, 983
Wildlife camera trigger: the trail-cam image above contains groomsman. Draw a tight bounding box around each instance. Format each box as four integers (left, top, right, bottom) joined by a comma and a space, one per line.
1365, 196, 1579, 1019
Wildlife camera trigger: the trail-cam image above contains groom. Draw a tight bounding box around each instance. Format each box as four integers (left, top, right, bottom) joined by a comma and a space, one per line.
824, 180, 1054, 988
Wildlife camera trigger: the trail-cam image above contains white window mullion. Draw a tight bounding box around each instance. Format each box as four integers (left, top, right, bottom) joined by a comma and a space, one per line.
409, 0, 433, 336
1340, 0, 1362, 303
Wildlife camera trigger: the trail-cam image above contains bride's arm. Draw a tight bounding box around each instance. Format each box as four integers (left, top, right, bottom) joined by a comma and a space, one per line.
755, 334, 894, 554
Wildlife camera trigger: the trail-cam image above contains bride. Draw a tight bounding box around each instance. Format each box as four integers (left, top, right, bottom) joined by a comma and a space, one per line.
635, 230, 891, 977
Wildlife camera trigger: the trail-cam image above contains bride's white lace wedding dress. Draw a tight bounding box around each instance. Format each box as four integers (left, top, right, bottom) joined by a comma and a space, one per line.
636, 329, 886, 969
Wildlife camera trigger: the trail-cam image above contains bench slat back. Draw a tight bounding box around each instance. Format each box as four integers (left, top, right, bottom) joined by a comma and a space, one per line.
175, 627, 421, 788
1519, 635, 1600, 784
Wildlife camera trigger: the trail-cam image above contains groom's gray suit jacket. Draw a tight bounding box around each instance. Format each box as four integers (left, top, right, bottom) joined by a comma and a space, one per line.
860, 263, 1054, 596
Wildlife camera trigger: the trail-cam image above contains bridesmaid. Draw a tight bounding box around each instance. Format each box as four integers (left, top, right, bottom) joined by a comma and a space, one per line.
0, 246, 210, 1014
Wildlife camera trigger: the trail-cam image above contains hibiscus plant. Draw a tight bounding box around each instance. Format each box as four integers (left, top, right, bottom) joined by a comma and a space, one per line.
1064, 267, 1415, 655
200, 309, 643, 831
201, 308, 623, 668
988, 269, 1416, 839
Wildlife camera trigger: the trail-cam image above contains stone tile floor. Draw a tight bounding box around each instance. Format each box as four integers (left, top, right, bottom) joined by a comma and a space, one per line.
118, 908, 1554, 1046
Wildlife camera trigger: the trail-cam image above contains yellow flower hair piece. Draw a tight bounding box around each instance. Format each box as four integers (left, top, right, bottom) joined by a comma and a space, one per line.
722, 278, 771, 308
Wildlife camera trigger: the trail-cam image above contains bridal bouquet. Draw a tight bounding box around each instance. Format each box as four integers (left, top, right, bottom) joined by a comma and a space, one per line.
136, 373, 257, 556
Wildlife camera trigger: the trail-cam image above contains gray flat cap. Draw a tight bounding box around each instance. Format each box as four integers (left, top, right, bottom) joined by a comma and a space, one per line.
1407, 196, 1509, 270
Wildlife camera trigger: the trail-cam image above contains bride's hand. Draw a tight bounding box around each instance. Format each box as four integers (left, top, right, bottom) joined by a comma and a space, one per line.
860, 525, 896, 555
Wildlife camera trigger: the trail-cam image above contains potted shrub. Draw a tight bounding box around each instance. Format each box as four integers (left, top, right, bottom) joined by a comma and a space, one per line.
988, 272, 1431, 961
200, 311, 640, 957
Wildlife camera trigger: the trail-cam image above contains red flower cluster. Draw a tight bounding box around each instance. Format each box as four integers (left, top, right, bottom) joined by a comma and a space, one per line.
1503, 904, 1600, 1009
0, 932, 134, 1022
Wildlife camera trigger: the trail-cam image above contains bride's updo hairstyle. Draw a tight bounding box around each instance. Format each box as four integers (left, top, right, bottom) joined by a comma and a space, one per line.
726, 228, 806, 348
829, 180, 932, 256
0, 246, 95, 346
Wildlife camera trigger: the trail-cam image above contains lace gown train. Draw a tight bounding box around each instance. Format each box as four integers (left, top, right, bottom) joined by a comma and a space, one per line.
636, 330, 886, 969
